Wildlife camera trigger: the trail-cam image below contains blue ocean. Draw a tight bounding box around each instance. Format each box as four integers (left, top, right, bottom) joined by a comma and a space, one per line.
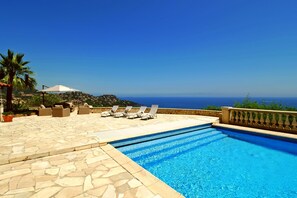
121, 97, 297, 109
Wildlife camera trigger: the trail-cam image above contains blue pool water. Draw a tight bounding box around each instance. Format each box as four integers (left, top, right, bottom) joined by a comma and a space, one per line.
114, 127, 297, 198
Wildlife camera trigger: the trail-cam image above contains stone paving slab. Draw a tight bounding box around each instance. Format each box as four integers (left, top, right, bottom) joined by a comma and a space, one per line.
0, 114, 218, 165
101, 144, 183, 198
0, 147, 164, 197
0, 113, 219, 197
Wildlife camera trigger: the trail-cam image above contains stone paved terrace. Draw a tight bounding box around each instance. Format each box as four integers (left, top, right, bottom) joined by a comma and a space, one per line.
0, 112, 218, 197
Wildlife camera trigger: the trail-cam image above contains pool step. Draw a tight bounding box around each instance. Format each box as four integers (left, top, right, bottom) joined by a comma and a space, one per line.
121, 128, 220, 156
120, 128, 217, 154
112, 124, 212, 148
118, 128, 227, 167
132, 132, 223, 162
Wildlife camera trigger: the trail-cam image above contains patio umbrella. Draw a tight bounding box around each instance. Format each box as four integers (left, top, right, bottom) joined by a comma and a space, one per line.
40, 85, 79, 92
39, 84, 80, 105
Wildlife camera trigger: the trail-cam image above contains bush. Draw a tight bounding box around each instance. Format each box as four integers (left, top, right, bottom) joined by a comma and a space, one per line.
27, 94, 63, 107
2, 111, 13, 116
234, 96, 297, 111
203, 105, 221, 110
12, 102, 29, 112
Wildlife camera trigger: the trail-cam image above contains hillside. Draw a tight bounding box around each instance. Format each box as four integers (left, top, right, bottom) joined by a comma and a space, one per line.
58, 92, 139, 107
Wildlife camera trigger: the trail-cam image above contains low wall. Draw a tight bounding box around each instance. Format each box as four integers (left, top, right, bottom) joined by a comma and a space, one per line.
91, 107, 221, 117
221, 107, 297, 134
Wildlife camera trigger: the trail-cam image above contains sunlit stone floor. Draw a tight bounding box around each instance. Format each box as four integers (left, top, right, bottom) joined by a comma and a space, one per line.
0, 112, 218, 197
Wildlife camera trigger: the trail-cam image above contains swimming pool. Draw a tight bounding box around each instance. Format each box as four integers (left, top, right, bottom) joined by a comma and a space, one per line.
112, 125, 297, 198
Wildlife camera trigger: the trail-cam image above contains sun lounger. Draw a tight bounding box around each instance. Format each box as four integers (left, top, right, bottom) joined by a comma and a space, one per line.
101, 105, 119, 117
114, 106, 133, 118
141, 105, 158, 120
127, 106, 147, 119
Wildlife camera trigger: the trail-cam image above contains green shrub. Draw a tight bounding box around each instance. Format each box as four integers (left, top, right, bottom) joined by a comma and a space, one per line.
27, 94, 63, 107
234, 96, 297, 111
203, 105, 221, 110
2, 111, 13, 116
12, 103, 29, 112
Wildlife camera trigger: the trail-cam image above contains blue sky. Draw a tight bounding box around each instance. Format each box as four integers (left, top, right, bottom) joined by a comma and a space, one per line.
1, 0, 297, 97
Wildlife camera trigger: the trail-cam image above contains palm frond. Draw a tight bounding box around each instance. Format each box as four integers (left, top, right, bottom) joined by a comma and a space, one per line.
7, 49, 14, 60
0, 49, 36, 89
0, 53, 6, 60
21, 61, 30, 66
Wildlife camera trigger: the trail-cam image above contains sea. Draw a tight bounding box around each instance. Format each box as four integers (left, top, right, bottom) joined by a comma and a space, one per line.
121, 97, 297, 109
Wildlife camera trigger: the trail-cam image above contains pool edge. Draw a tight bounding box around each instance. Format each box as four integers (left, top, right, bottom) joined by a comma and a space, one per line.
101, 144, 184, 198
213, 123, 297, 143
99, 121, 214, 144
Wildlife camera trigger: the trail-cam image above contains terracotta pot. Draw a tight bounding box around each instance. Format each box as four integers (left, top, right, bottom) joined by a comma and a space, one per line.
2, 115, 13, 122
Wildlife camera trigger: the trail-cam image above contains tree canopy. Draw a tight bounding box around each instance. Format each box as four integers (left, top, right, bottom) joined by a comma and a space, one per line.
0, 49, 36, 110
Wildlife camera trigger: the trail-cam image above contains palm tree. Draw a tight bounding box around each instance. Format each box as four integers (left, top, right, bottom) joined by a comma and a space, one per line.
0, 49, 36, 111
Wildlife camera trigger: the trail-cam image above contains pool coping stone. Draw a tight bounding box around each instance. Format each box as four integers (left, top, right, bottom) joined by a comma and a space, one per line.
213, 123, 297, 142
101, 144, 184, 198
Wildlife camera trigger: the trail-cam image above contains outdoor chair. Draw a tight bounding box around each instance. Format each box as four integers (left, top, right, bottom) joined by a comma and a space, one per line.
141, 105, 158, 120
54, 101, 75, 112
101, 105, 119, 117
52, 105, 70, 117
127, 106, 147, 119
78, 103, 92, 115
38, 105, 52, 116
114, 106, 133, 118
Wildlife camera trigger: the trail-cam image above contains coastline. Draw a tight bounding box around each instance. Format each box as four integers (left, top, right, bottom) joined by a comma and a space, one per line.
121, 97, 297, 109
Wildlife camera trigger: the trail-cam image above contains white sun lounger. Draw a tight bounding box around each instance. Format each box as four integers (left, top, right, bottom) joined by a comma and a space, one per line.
101, 105, 119, 117
140, 105, 158, 120
114, 106, 133, 118
127, 106, 147, 119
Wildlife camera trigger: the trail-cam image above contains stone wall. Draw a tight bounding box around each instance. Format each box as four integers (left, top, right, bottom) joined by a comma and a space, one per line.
221, 107, 297, 134
91, 107, 221, 117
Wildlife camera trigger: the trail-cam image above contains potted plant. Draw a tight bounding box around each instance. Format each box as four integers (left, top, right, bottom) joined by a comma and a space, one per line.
2, 111, 14, 122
